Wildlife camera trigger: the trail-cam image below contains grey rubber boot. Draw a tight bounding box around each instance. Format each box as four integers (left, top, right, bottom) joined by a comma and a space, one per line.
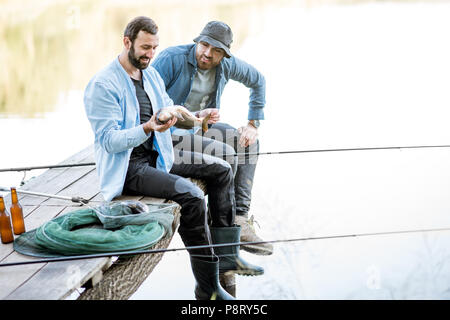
210, 226, 264, 276
190, 255, 235, 300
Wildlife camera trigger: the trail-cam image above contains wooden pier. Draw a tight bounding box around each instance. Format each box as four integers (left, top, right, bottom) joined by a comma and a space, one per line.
0, 145, 195, 299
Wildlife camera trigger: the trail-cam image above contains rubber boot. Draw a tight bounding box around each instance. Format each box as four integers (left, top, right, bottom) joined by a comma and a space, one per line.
210, 226, 264, 276
190, 255, 235, 300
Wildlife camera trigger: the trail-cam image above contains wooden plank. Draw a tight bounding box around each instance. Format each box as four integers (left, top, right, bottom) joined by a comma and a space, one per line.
17, 145, 94, 201
0, 206, 36, 261
19, 166, 95, 206
1, 146, 108, 300
17, 146, 95, 206
0, 242, 14, 264
42, 168, 100, 206
88, 192, 106, 203
0, 252, 46, 300
0, 206, 66, 299
88, 269, 105, 287
1, 205, 112, 300
5, 257, 111, 300
0, 206, 62, 263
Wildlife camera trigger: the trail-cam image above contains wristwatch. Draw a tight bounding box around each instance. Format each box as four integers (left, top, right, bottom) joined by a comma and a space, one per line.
248, 120, 260, 129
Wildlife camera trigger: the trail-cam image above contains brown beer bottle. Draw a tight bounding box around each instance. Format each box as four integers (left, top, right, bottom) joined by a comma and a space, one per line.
0, 196, 14, 244
10, 187, 25, 235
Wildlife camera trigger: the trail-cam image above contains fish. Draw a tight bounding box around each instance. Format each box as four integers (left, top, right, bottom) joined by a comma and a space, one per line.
156, 105, 211, 132
118, 200, 149, 214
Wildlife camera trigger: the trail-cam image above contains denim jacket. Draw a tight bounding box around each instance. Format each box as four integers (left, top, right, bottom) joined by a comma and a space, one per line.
152, 44, 266, 120
84, 57, 174, 201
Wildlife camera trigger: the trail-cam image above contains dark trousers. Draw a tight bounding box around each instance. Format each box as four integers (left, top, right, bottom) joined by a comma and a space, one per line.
123, 149, 236, 254
173, 122, 259, 216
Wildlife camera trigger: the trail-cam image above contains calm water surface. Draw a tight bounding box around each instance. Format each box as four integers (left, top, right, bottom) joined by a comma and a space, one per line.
1, 0, 450, 299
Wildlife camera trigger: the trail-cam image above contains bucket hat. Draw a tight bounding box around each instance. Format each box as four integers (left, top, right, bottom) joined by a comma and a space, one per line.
193, 21, 233, 58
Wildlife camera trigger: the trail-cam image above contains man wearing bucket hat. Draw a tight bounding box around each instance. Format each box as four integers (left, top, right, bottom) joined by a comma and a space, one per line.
152, 21, 272, 256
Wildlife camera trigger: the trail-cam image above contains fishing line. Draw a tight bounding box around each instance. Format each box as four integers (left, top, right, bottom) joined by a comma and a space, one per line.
1, 144, 450, 172
1, 225, 450, 267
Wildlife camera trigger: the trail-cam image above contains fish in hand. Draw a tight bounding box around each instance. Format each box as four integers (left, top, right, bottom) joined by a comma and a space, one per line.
156, 105, 211, 132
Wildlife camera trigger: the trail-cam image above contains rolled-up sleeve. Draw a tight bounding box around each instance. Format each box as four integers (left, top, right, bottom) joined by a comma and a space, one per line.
228, 57, 266, 120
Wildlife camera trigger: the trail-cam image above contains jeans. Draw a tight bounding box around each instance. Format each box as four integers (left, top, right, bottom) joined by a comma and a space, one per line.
123, 149, 236, 255
173, 122, 259, 217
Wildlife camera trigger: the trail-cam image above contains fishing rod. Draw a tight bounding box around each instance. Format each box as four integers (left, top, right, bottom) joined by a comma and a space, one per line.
1, 183, 450, 267
239, 144, 450, 157
3, 143, 450, 202
0, 187, 90, 204
0, 162, 95, 173
1, 144, 450, 172
1, 225, 450, 267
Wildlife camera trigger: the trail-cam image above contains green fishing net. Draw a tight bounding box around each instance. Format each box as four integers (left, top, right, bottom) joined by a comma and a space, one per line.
13, 201, 177, 258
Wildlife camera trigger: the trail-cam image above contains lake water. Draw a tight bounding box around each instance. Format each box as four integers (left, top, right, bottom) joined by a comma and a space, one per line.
1, 0, 450, 299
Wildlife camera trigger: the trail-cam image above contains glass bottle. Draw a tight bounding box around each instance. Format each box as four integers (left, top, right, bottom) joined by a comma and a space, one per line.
10, 187, 25, 235
0, 196, 14, 244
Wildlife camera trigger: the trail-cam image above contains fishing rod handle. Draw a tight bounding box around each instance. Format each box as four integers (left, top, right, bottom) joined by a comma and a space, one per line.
72, 197, 89, 204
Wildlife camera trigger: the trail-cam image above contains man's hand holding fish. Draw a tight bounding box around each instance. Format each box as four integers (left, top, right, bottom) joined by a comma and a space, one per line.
143, 113, 177, 135
196, 108, 220, 124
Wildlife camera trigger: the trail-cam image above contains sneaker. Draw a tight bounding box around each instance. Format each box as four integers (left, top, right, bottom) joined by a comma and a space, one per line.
235, 215, 273, 256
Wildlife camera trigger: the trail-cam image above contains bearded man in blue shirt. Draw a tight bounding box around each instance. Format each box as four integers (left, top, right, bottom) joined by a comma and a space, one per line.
152, 21, 273, 256
84, 16, 263, 300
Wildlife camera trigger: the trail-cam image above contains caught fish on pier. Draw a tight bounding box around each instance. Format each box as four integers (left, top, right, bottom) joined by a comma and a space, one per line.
156, 105, 211, 132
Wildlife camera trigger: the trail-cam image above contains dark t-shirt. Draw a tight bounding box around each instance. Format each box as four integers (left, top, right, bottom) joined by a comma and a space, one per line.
130, 75, 159, 166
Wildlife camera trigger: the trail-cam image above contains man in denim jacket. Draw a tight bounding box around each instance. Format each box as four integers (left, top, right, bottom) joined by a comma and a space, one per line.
152, 21, 272, 255
84, 17, 263, 300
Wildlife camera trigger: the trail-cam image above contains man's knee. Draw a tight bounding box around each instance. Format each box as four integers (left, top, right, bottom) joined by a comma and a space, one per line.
205, 156, 234, 184
174, 177, 205, 201
207, 122, 238, 148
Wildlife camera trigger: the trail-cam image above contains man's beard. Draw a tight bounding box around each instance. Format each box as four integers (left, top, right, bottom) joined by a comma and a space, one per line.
196, 53, 219, 70
128, 44, 150, 70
